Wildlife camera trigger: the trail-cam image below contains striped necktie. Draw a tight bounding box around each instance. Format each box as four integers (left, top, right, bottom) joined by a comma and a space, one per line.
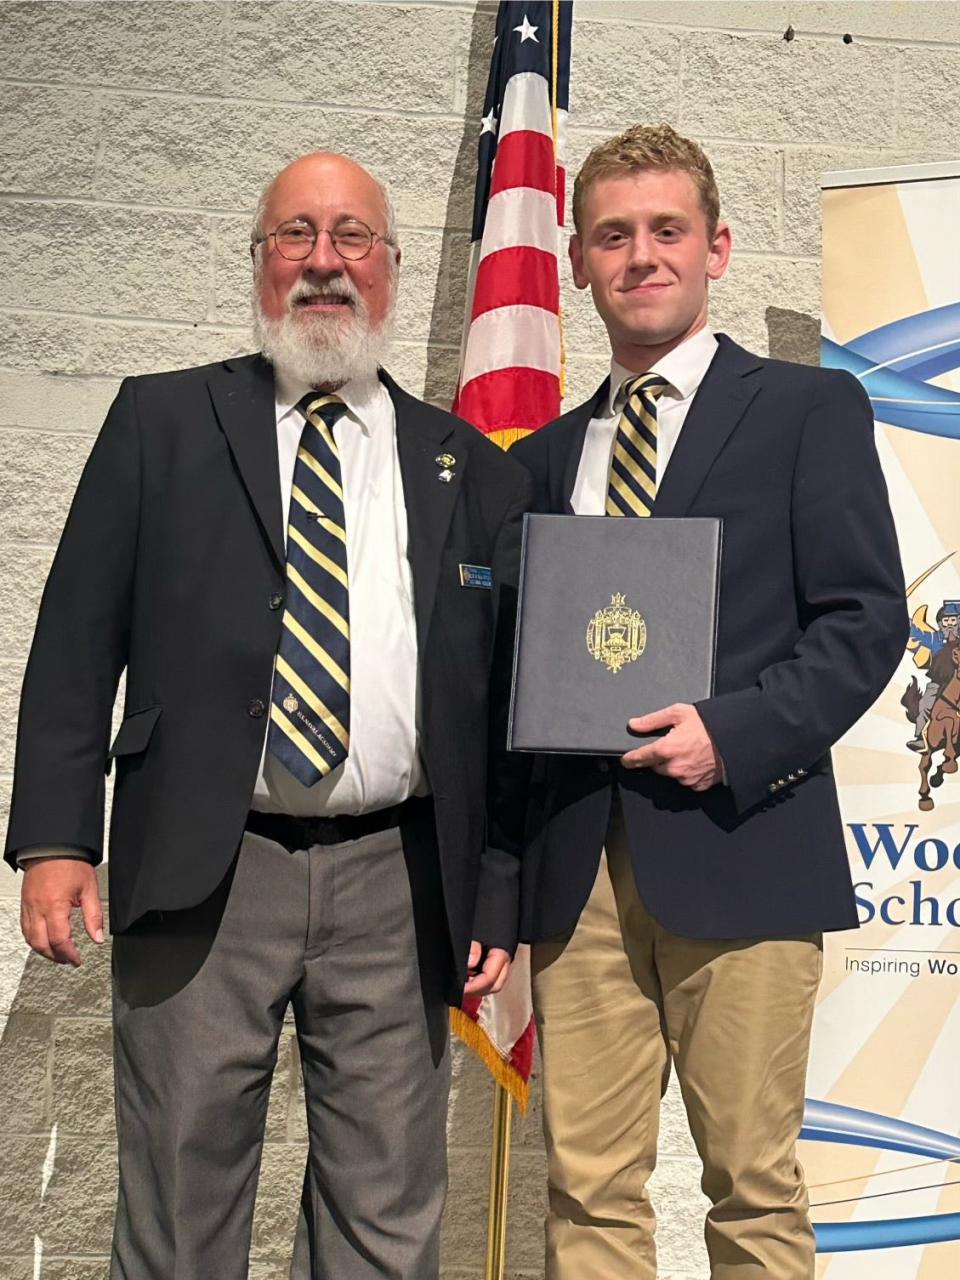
605, 373, 671, 517
267, 393, 351, 786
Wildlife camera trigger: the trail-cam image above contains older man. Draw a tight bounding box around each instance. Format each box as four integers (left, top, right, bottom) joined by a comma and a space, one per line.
6, 152, 531, 1279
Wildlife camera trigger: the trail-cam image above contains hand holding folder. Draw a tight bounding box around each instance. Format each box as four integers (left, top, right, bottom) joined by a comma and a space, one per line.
508, 514, 723, 758
621, 702, 724, 791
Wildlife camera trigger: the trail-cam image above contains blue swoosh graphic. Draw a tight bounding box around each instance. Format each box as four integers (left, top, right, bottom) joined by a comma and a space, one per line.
822, 300, 960, 439
816, 1211, 960, 1252
803, 1098, 960, 1160
802, 1099, 960, 1252
844, 300, 960, 376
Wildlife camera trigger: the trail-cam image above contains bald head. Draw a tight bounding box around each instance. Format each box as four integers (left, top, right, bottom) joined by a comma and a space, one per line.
252, 152, 396, 248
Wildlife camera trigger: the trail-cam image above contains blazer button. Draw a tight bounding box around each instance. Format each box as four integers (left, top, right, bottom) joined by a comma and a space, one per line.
597, 759, 610, 774
269, 592, 284, 611
248, 698, 266, 718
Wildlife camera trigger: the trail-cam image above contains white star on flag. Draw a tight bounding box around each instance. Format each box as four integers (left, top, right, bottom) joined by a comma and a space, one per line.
514, 14, 539, 42
480, 110, 498, 136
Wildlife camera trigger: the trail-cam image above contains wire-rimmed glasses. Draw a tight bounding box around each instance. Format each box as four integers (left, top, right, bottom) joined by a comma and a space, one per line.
253, 218, 388, 262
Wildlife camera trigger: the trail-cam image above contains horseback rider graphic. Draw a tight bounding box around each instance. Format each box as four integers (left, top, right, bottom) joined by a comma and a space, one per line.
905, 600, 960, 751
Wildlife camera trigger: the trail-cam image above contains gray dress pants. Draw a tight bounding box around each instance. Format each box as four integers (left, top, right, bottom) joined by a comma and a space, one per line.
110, 812, 451, 1279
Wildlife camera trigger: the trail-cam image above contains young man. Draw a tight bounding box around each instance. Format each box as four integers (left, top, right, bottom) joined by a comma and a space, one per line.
7, 152, 530, 1279
510, 125, 907, 1279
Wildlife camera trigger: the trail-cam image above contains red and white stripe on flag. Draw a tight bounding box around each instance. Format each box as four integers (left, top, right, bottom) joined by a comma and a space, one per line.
452, 17, 571, 449
450, 2, 573, 1110
451, 947, 536, 1112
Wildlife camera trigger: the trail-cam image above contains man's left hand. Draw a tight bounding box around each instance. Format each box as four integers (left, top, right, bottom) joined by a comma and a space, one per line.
463, 941, 512, 996
621, 703, 723, 792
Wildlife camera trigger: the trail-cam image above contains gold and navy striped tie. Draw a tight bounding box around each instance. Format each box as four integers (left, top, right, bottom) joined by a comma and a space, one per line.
605, 373, 671, 517
268, 393, 351, 786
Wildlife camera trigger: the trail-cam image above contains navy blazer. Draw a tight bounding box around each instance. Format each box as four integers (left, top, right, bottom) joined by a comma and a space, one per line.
5, 357, 532, 1001
509, 335, 908, 942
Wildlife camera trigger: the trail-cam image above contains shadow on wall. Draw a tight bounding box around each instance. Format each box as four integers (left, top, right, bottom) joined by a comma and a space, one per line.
422, 3, 498, 410
765, 306, 820, 367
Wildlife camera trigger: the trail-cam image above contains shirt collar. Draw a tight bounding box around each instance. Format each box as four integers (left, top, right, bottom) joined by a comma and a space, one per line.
607, 326, 718, 415
273, 365, 385, 438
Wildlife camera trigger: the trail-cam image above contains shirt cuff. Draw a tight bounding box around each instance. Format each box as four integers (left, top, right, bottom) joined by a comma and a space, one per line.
16, 846, 95, 868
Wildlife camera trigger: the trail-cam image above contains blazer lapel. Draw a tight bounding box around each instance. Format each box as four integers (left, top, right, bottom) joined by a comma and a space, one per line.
558, 379, 610, 512
208, 355, 285, 568
384, 372, 464, 650
653, 335, 762, 517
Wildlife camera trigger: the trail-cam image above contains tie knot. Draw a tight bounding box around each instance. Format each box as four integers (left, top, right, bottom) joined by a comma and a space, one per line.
622, 373, 670, 405
297, 392, 348, 428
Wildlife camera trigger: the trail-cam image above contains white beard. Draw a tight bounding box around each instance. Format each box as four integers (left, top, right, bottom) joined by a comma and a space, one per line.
253, 276, 394, 388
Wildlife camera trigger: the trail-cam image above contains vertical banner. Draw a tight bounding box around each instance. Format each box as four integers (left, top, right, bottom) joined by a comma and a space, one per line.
803, 162, 960, 1275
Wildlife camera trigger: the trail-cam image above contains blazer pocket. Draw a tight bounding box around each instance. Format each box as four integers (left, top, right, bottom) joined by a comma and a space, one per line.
106, 705, 162, 772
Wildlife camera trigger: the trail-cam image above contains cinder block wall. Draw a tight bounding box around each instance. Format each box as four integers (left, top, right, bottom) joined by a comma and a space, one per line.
1, 2, 958, 1276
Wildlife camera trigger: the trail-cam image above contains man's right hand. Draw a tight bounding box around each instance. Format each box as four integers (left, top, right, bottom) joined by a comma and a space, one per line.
21, 858, 104, 967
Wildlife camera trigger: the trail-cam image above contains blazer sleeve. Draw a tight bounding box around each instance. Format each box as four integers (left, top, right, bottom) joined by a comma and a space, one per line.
696, 369, 909, 813
470, 467, 534, 953
4, 378, 141, 866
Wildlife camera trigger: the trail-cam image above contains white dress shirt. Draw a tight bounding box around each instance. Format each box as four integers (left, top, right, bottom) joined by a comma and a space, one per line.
251, 368, 424, 816
571, 327, 719, 516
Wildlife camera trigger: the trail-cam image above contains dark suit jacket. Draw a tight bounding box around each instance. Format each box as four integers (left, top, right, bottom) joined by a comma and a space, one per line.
509, 334, 908, 943
4, 355, 532, 1002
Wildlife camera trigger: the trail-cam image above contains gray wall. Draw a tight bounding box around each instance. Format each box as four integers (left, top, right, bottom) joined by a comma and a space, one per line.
2, 2, 959, 1276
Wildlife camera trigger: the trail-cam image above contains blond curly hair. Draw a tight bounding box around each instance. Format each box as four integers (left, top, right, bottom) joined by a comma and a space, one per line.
572, 124, 720, 238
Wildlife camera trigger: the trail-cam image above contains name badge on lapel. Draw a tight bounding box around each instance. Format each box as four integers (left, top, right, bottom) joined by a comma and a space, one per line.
459, 564, 493, 590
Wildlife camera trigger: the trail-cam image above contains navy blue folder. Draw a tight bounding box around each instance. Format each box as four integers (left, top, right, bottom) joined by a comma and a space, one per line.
508, 514, 722, 755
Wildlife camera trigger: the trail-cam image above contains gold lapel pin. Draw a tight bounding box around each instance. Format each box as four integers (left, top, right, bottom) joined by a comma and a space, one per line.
435, 452, 456, 468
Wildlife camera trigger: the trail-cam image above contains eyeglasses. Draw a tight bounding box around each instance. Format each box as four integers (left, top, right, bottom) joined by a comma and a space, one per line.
253, 218, 388, 262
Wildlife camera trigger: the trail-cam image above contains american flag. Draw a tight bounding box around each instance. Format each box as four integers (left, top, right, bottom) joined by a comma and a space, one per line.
450, 1, 573, 1110
452, 0, 573, 451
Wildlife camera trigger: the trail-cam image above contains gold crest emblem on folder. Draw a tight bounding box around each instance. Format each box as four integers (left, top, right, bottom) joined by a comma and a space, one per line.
586, 592, 647, 673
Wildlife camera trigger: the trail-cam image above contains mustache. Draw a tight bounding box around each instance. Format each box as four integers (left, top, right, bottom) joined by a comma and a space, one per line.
287, 277, 359, 307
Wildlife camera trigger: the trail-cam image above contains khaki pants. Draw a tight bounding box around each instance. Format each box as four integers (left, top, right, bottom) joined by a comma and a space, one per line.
532, 805, 822, 1280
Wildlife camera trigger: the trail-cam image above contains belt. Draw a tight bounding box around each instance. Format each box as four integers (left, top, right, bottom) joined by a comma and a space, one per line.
245, 796, 431, 853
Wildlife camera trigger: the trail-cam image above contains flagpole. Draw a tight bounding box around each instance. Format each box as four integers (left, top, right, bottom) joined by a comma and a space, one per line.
484, 1082, 513, 1280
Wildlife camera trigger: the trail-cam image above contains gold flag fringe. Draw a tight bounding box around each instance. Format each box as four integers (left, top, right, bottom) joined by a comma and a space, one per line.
449, 1007, 530, 1113
489, 426, 534, 451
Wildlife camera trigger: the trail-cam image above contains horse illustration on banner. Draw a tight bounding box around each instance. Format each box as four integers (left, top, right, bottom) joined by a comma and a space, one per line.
901, 570, 960, 810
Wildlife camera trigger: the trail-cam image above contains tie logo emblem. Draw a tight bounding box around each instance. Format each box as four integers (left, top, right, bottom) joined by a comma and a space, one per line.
586, 592, 647, 673
283, 693, 299, 714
